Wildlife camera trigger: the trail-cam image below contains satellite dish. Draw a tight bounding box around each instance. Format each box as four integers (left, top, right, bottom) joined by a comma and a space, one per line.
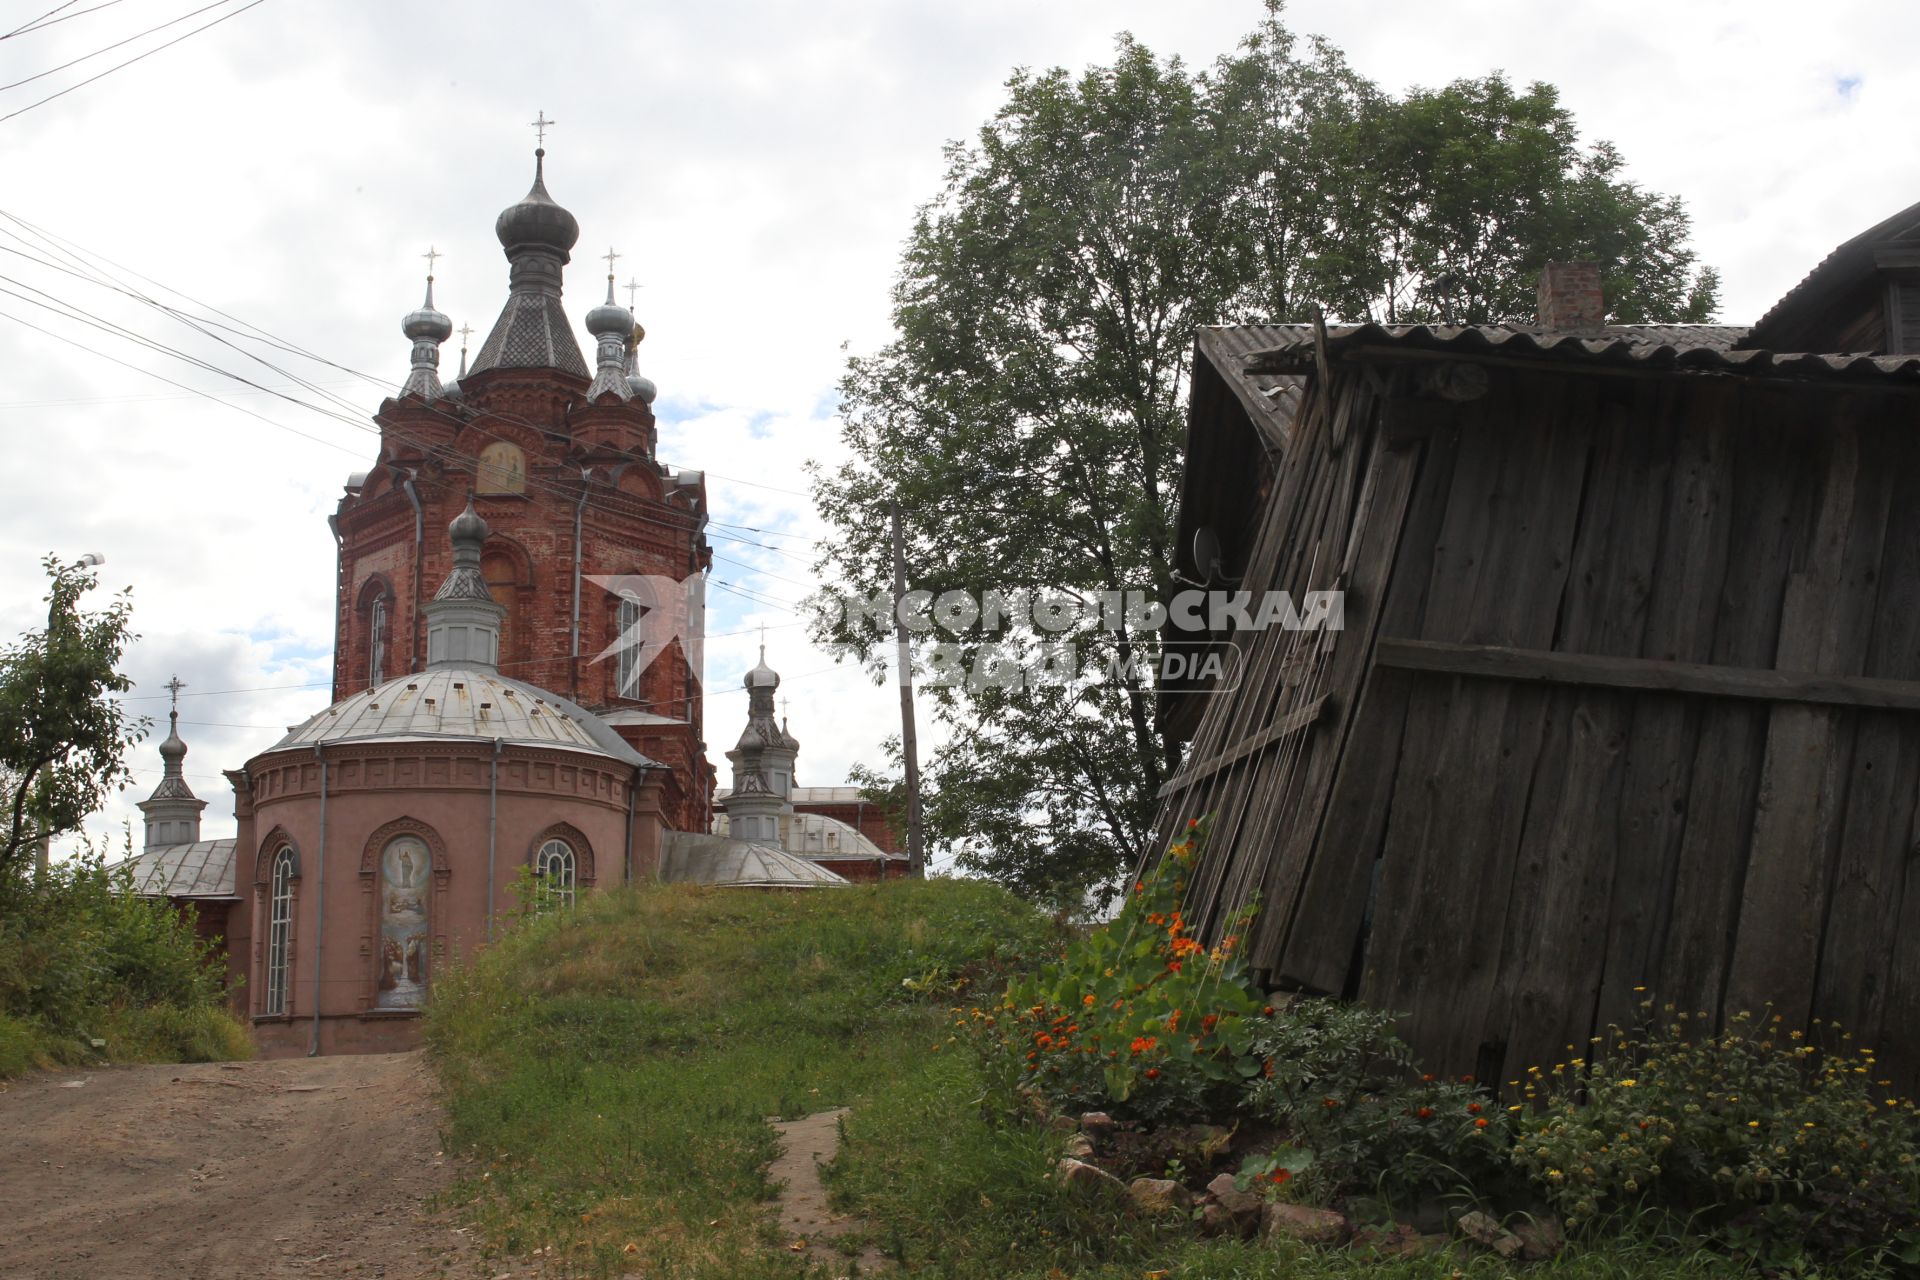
1194, 526, 1223, 580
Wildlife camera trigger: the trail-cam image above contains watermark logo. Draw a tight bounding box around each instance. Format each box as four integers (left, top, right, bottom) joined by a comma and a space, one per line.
586, 572, 706, 696
587, 575, 1337, 695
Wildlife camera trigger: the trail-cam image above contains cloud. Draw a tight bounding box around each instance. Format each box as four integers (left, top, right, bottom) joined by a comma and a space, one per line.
3, 0, 1915, 860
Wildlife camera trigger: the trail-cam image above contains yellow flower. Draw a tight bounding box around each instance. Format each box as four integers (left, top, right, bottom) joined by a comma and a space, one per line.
1617, 1079, 1637, 1088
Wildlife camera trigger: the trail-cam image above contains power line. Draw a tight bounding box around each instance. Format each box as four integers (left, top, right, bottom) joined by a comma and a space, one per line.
0, 0, 269, 125
1, 0, 236, 93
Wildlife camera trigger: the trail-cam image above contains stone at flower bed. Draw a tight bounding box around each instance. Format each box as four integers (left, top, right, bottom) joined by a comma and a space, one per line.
1203, 1173, 1264, 1235
1262, 1202, 1351, 1247
1512, 1215, 1565, 1261
1128, 1177, 1192, 1216
1044, 1114, 1078, 1132
1352, 1223, 1447, 1259
1078, 1111, 1115, 1132
1062, 1133, 1095, 1159
1454, 1210, 1525, 1259
1056, 1157, 1127, 1196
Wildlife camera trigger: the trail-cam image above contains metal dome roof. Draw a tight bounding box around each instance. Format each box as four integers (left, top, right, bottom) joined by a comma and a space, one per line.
267, 667, 652, 768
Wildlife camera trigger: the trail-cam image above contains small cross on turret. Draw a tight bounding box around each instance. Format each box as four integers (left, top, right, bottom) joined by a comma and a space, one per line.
530, 110, 556, 146
623, 277, 643, 309
421, 244, 442, 278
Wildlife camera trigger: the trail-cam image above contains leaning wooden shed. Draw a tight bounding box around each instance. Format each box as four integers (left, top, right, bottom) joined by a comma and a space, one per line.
1154, 207, 1920, 1089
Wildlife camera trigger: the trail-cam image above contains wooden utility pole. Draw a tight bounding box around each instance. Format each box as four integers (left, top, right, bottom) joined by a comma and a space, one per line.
890, 501, 926, 877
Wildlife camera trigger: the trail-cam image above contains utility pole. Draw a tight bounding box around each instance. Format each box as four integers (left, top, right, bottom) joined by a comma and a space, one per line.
890, 501, 926, 878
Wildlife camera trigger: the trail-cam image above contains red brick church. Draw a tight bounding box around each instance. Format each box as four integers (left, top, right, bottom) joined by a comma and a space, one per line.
120, 144, 904, 1055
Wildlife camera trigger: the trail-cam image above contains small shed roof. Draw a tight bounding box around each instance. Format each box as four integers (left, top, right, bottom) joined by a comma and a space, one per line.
115, 839, 238, 900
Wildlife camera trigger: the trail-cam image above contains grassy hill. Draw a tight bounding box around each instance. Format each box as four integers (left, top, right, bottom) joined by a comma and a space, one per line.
427, 881, 1758, 1279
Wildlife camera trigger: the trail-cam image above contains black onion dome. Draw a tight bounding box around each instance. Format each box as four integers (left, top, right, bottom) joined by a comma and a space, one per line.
495, 149, 580, 255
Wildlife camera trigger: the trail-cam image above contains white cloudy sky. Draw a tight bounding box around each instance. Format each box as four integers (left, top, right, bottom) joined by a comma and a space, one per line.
0, 0, 1906, 855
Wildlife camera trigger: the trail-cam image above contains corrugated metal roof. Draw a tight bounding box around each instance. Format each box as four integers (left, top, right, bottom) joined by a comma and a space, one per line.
659, 832, 850, 888
116, 839, 238, 899
1750, 198, 1920, 346
1196, 327, 1303, 450
1238, 322, 1920, 382
711, 809, 896, 862
268, 667, 655, 768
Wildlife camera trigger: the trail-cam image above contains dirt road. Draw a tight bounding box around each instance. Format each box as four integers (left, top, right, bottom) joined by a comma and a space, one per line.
0, 1052, 488, 1279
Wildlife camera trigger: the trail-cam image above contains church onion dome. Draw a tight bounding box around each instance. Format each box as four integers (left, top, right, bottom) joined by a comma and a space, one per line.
402, 279, 453, 344
495, 148, 580, 254
584, 271, 636, 402
745, 653, 779, 689
267, 667, 655, 768
435, 500, 496, 602
628, 372, 657, 404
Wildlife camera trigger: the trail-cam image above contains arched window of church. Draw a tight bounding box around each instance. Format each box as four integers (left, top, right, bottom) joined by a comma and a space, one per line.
536, 838, 577, 911
615, 593, 645, 699
265, 846, 295, 1016
476, 442, 527, 494
375, 836, 431, 1010
368, 594, 387, 688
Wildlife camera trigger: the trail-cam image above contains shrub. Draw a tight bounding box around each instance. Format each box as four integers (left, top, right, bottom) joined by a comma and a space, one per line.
1244, 998, 1513, 1202
0, 832, 243, 1075
961, 821, 1266, 1123
1511, 1002, 1920, 1265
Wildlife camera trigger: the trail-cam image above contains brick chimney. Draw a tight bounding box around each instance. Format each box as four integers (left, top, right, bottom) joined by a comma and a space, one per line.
1536, 262, 1605, 331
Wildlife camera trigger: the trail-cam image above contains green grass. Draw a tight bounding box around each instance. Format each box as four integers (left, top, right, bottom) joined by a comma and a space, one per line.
0, 1003, 251, 1079
425, 879, 1062, 1276
428, 880, 1785, 1279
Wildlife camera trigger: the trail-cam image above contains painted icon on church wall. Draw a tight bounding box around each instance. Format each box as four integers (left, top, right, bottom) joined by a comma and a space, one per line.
376, 835, 431, 1009
476, 441, 527, 494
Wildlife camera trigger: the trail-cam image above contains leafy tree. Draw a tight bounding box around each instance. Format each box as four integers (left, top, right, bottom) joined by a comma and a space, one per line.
813, 7, 1720, 908
0, 556, 144, 882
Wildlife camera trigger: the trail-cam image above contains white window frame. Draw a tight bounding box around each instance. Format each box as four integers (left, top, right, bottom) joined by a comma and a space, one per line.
265, 846, 295, 1016
536, 837, 577, 911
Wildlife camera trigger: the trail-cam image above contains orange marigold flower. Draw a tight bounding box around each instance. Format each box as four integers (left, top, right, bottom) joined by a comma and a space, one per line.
1262, 1058, 1275, 1078
1474, 1118, 1490, 1129
1267, 1169, 1291, 1185
1082, 994, 1096, 1007
1145, 1068, 1161, 1081
1323, 1097, 1340, 1108
1167, 961, 1182, 973
1417, 1107, 1434, 1119
1262, 1005, 1275, 1017
1129, 1035, 1159, 1055
1201, 1014, 1219, 1033
1467, 1103, 1482, 1115
1421, 1074, 1435, 1083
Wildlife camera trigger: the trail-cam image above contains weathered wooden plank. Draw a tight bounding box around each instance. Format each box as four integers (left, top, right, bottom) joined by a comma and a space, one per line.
1373, 639, 1920, 714
1246, 416, 1423, 973
1728, 413, 1893, 1025
1273, 417, 1464, 992
1813, 712, 1920, 1051
1656, 397, 1816, 1022
1363, 370, 1594, 1080
1156, 695, 1328, 800
1593, 389, 1732, 1036
1492, 388, 1667, 1082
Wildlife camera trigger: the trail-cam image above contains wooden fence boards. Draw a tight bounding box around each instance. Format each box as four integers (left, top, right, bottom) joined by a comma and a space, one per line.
1157, 346, 1920, 1088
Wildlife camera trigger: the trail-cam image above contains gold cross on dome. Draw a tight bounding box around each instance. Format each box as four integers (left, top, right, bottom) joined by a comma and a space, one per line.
530, 110, 555, 146
421, 245, 441, 277
457, 322, 474, 347
602, 245, 621, 277
623, 277, 642, 309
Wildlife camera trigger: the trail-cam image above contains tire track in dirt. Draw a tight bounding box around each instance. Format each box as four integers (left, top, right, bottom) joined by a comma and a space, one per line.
0, 1052, 491, 1279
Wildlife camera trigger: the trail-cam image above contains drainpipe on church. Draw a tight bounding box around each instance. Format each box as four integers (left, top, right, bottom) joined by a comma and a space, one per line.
624, 765, 639, 884
400, 472, 424, 674
308, 744, 329, 1057
570, 469, 591, 699
486, 739, 501, 942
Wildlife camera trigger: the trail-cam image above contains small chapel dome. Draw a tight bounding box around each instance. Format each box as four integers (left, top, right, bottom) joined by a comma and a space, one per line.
627, 373, 657, 404
157, 721, 187, 763
402, 288, 453, 343
495, 149, 580, 254
745, 653, 779, 689
585, 296, 632, 338
448, 499, 489, 546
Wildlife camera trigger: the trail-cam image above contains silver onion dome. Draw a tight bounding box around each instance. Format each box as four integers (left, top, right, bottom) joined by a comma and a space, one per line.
495, 148, 579, 254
